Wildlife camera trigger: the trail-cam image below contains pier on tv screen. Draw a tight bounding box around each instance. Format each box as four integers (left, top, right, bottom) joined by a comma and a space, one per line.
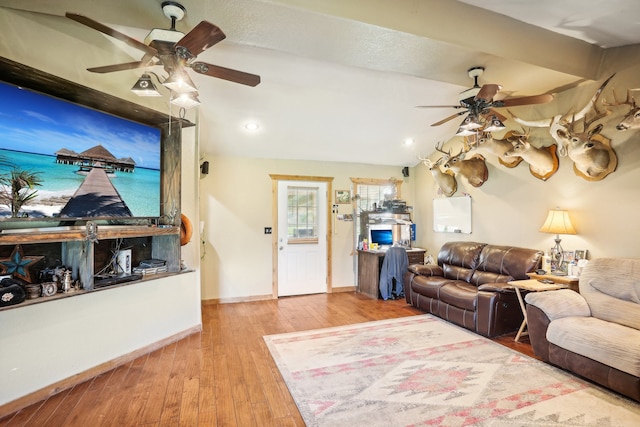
0, 81, 161, 222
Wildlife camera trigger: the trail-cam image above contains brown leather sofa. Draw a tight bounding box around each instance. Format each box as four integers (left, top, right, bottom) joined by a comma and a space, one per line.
404, 241, 542, 337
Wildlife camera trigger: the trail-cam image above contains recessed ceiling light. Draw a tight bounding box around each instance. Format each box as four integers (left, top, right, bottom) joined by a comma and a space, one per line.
244, 122, 260, 131
404, 138, 414, 146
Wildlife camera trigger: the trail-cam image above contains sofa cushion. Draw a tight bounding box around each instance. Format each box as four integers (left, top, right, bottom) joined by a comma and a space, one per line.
471, 245, 543, 285
437, 241, 486, 282
580, 258, 640, 331
525, 289, 591, 321
410, 275, 451, 298
547, 316, 640, 377
408, 264, 443, 276
438, 282, 477, 311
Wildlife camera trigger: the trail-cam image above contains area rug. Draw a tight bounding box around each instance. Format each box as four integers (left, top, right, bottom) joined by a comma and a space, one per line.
264, 315, 640, 426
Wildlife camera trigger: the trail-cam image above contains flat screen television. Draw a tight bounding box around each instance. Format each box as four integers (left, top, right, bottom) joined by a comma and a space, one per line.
0, 81, 161, 226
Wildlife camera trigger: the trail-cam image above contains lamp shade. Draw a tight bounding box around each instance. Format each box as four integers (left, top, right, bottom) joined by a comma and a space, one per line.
131, 74, 161, 97
163, 70, 197, 93
170, 91, 201, 109
483, 115, 506, 133
539, 209, 577, 235
459, 114, 483, 130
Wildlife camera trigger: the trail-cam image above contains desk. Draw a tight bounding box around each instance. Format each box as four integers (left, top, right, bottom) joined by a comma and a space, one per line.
509, 279, 567, 342
357, 248, 425, 299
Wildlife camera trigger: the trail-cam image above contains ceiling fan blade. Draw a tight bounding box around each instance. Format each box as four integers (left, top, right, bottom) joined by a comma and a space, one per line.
416, 105, 465, 109
431, 111, 467, 127
475, 84, 501, 102
65, 13, 158, 57
497, 94, 554, 107
191, 62, 261, 87
176, 21, 226, 58
87, 61, 152, 73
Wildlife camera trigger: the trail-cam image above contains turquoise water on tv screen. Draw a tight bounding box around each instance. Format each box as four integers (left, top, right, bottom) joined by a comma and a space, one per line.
0, 149, 160, 218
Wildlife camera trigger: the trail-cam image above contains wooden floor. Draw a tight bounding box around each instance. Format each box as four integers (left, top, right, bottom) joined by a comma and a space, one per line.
0, 292, 534, 426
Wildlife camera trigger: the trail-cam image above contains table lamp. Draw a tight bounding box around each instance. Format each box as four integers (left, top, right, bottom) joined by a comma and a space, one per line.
539, 208, 576, 274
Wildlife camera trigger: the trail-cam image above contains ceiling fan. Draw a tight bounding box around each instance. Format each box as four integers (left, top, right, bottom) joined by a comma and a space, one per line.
417, 67, 553, 131
66, 1, 260, 104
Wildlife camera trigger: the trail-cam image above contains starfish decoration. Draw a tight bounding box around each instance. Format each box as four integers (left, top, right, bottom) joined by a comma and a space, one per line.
0, 245, 44, 283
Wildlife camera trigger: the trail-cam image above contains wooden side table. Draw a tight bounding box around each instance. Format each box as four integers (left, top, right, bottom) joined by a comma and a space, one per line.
527, 272, 579, 292
508, 279, 567, 342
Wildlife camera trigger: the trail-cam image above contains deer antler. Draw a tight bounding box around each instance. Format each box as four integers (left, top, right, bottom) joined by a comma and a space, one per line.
417, 154, 433, 168
602, 89, 637, 110
434, 141, 451, 159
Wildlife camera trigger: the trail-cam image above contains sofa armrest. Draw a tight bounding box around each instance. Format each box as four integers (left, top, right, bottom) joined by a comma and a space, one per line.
408, 263, 443, 276
477, 282, 514, 293
525, 289, 591, 321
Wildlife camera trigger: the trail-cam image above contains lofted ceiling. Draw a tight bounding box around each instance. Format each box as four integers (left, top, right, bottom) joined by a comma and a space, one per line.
1, 0, 640, 167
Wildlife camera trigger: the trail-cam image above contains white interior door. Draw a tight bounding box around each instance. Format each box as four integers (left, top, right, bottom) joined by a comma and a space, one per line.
277, 180, 327, 296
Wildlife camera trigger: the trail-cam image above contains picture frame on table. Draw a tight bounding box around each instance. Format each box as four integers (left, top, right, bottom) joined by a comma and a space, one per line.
335, 190, 351, 204
574, 249, 588, 260
562, 250, 576, 264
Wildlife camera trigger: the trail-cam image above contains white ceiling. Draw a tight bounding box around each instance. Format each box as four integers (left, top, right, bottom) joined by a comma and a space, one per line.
2, 0, 640, 166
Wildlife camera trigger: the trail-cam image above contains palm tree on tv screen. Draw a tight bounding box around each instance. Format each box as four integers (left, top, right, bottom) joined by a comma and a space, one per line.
0, 167, 43, 217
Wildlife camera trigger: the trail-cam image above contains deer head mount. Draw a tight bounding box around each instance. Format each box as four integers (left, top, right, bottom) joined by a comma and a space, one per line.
437, 142, 488, 188
418, 150, 457, 197
556, 113, 617, 180
509, 74, 617, 181
468, 132, 522, 168
502, 132, 559, 181
602, 89, 640, 131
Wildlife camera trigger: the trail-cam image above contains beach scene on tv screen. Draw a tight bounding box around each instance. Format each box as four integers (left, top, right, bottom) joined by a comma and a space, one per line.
0, 82, 161, 220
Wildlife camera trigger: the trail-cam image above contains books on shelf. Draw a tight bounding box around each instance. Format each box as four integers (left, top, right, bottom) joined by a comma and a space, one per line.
133, 259, 167, 275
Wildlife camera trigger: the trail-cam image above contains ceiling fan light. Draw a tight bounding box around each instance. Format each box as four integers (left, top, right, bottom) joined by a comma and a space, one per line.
459, 115, 483, 130
483, 115, 506, 132
455, 127, 476, 137
131, 74, 161, 97
170, 92, 201, 109
163, 71, 198, 93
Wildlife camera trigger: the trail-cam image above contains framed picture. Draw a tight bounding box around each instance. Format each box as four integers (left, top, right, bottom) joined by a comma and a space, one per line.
562, 250, 576, 264
335, 190, 351, 204
574, 249, 588, 261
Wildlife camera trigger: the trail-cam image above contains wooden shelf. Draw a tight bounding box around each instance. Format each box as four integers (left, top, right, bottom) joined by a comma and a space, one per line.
0, 226, 179, 245
0, 269, 192, 312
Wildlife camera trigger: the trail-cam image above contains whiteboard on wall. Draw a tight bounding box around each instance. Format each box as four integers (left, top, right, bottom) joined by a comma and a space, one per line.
433, 196, 472, 234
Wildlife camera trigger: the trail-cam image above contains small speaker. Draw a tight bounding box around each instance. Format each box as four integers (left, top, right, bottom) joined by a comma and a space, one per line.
200, 161, 209, 175
402, 166, 409, 177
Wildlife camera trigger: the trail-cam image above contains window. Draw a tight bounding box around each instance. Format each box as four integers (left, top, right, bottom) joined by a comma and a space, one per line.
350, 177, 402, 242
287, 186, 319, 243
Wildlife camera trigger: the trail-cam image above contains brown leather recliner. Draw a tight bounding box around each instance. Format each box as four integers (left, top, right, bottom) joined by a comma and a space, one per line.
404, 241, 542, 337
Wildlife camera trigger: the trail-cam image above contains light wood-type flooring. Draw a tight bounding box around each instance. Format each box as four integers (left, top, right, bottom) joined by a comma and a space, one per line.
0, 292, 535, 426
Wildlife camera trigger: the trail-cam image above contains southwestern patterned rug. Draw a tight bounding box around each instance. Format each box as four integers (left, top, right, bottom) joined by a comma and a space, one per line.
264, 315, 640, 426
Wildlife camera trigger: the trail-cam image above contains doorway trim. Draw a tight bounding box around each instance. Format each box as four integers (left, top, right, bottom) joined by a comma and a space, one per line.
269, 174, 334, 299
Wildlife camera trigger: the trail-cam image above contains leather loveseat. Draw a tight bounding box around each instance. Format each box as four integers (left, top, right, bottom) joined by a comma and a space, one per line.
525, 257, 640, 402
404, 241, 542, 337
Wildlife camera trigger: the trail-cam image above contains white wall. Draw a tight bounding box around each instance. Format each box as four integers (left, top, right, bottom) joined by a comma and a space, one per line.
412, 64, 640, 259
199, 156, 413, 300
201, 64, 640, 302
0, 272, 201, 405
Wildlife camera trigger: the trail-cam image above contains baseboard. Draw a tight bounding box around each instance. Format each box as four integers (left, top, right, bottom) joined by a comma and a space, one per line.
202, 294, 274, 304
202, 287, 357, 304
331, 286, 356, 293
0, 325, 202, 420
